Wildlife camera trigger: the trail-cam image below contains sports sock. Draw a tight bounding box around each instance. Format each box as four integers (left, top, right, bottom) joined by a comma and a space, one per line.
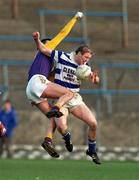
45, 137, 52, 143
63, 132, 71, 142
52, 105, 60, 110
88, 139, 96, 154
45, 132, 53, 140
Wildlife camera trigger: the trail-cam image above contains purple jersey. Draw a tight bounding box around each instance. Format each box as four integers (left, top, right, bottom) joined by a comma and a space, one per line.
28, 51, 53, 81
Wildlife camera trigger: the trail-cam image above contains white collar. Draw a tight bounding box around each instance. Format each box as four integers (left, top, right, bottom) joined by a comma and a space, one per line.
69, 52, 78, 65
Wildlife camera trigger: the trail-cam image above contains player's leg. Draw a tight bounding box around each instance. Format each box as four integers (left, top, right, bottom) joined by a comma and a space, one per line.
41, 118, 60, 158
71, 103, 101, 164
39, 82, 74, 118
41, 82, 74, 109
56, 107, 73, 152
0, 136, 4, 156
36, 99, 51, 114
35, 100, 60, 158
45, 118, 57, 140
33, 97, 62, 119
26, 75, 74, 118
5, 137, 12, 158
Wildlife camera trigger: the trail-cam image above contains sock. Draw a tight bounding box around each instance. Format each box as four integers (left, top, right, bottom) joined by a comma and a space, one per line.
52, 105, 60, 111
63, 132, 71, 142
45, 137, 52, 143
46, 132, 53, 140
88, 139, 96, 154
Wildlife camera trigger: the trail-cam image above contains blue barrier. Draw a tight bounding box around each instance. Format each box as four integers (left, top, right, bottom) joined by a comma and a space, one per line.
0, 60, 139, 96
0, 35, 86, 43
0, 60, 31, 66
86, 11, 127, 17
38, 7, 128, 48
0, 35, 32, 41
39, 9, 75, 16
80, 89, 139, 95
47, 36, 86, 43
1, 60, 139, 68
38, 9, 127, 17
0, 10, 127, 43
1, 59, 139, 69
100, 63, 139, 69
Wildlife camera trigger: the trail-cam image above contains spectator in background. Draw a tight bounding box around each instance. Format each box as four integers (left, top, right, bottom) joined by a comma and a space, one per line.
0, 99, 17, 158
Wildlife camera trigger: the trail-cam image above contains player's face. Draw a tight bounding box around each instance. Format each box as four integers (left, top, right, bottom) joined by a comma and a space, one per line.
77, 52, 92, 65
3, 102, 12, 112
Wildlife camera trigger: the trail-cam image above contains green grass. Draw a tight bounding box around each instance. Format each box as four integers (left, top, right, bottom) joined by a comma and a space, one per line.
0, 159, 139, 180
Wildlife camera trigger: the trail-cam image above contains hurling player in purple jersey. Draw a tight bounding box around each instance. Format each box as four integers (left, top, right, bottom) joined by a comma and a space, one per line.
26, 36, 74, 119
26, 12, 84, 158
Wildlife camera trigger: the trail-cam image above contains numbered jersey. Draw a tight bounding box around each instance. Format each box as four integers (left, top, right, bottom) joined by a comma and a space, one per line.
51, 50, 81, 92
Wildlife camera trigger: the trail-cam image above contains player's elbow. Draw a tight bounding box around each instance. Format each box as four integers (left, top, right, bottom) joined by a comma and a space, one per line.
40, 46, 52, 57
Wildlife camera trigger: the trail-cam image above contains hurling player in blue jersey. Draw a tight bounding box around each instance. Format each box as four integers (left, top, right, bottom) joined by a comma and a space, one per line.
34, 32, 101, 165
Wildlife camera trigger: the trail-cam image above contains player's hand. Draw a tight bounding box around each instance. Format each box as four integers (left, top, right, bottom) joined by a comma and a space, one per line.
33, 32, 40, 40
90, 70, 100, 84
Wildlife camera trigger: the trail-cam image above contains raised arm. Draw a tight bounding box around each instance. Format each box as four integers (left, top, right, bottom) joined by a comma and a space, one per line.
33, 32, 52, 57
45, 12, 84, 49
33, 12, 83, 56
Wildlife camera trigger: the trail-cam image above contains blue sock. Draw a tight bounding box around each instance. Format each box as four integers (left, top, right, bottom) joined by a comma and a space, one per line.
88, 139, 96, 154
63, 132, 71, 141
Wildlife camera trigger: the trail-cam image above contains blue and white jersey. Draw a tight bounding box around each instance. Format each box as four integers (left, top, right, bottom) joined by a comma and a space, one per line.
51, 50, 81, 92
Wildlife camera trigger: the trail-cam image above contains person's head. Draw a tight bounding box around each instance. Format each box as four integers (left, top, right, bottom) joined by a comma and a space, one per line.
41, 38, 51, 44
3, 99, 12, 112
36, 38, 51, 50
74, 45, 94, 65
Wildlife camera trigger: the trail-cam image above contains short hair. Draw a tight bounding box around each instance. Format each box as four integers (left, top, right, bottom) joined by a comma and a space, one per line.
75, 45, 94, 55
41, 38, 51, 44
3, 99, 11, 104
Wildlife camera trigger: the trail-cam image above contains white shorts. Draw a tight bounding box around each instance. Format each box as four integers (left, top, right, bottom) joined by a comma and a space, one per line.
26, 74, 50, 104
63, 93, 84, 110
49, 93, 84, 111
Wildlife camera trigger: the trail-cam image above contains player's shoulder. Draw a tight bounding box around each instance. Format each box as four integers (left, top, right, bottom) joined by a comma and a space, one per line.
52, 50, 63, 57
54, 50, 70, 59
61, 51, 74, 62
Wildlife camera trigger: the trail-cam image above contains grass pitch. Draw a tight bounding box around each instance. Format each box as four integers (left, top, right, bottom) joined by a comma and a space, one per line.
0, 159, 139, 180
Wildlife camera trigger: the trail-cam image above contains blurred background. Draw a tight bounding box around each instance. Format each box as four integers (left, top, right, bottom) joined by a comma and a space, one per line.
0, 0, 139, 161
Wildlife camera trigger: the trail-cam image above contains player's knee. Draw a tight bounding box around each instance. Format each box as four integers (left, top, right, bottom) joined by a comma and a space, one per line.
90, 119, 97, 131
57, 123, 67, 134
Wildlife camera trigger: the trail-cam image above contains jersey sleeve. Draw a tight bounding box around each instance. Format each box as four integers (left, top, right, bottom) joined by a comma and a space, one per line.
50, 50, 63, 63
